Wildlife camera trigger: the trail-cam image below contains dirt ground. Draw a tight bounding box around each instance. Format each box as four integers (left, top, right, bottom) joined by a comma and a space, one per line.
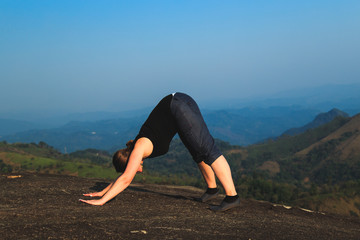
1, 173, 359, 240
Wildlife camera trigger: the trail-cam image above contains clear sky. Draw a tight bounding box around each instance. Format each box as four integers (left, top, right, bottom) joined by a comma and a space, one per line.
1, 0, 359, 116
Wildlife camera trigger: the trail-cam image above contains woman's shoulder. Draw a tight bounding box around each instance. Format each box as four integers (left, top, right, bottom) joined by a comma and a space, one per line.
134, 137, 154, 158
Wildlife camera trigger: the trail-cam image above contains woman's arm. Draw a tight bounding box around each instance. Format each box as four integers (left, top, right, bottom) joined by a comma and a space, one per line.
79, 138, 153, 205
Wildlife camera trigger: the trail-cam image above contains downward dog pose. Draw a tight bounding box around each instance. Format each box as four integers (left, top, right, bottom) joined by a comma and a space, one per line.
80, 92, 240, 211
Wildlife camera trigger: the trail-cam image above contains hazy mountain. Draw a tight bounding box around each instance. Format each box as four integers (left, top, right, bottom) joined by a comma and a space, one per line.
40, 108, 152, 127
2, 82, 360, 153
3, 106, 320, 152
2, 83, 360, 125
281, 108, 349, 136
0, 119, 39, 136
3, 117, 145, 153
203, 106, 320, 145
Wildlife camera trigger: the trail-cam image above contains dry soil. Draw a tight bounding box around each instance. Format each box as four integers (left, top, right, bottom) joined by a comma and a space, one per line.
1, 173, 359, 240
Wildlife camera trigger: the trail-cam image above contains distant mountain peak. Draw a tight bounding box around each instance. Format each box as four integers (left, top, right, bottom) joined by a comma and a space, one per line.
282, 108, 349, 136
314, 108, 349, 121
296, 113, 360, 162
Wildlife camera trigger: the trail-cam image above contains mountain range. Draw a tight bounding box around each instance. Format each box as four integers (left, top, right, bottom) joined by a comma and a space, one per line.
0, 106, 330, 152
1, 83, 360, 153
281, 108, 349, 136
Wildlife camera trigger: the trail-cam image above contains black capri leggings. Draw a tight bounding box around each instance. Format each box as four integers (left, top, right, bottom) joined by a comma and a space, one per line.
170, 92, 222, 165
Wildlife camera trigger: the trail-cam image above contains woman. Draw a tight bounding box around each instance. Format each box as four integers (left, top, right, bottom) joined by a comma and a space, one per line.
80, 92, 240, 211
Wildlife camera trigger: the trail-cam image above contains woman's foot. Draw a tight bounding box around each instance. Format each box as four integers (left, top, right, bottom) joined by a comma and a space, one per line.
197, 188, 219, 202
210, 195, 240, 212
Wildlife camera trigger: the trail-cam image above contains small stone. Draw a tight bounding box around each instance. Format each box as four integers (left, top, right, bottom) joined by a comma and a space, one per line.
7, 175, 22, 179
130, 230, 147, 234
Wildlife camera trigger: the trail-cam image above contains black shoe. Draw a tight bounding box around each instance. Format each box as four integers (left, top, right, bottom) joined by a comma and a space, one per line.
198, 190, 219, 202
210, 197, 240, 212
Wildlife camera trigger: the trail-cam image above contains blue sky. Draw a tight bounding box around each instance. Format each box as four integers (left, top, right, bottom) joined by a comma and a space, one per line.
1, 0, 359, 116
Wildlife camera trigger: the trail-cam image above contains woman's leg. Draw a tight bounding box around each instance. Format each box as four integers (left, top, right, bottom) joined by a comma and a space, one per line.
197, 161, 217, 188
197, 161, 219, 202
210, 155, 237, 196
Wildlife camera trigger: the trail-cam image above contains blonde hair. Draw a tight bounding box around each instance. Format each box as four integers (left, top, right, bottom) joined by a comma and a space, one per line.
112, 140, 134, 173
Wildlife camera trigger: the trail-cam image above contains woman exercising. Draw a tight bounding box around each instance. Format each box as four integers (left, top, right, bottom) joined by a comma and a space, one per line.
80, 92, 240, 211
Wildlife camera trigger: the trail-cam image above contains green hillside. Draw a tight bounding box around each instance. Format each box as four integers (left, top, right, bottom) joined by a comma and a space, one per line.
0, 142, 117, 179
0, 141, 201, 186
232, 114, 360, 217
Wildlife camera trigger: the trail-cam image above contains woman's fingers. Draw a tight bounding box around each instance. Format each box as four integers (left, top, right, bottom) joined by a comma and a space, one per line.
83, 192, 101, 197
79, 199, 104, 206
79, 199, 95, 205
83, 193, 93, 197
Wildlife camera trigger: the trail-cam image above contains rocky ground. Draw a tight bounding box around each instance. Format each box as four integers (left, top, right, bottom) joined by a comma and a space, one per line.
1, 173, 359, 240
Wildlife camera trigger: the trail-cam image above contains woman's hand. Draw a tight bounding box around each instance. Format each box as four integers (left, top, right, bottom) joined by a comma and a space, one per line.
80, 192, 106, 205
82, 192, 103, 197
79, 198, 106, 206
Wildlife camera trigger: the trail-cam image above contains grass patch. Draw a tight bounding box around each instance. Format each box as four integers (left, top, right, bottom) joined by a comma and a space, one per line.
4, 152, 118, 180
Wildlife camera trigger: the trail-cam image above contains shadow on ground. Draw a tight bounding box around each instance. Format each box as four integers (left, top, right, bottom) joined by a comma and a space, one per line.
1, 173, 359, 240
